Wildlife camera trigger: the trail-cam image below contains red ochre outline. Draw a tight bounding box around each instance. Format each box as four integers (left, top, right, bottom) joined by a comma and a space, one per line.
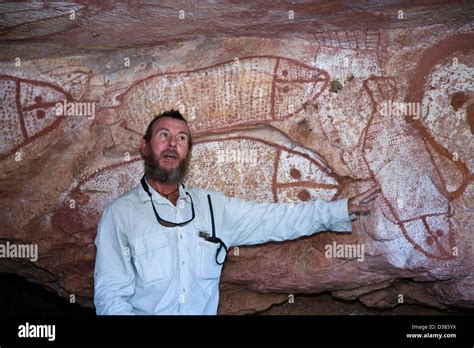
74, 158, 143, 190
52, 158, 143, 235
43, 65, 93, 100
0, 75, 73, 160
194, 134, 341, 203
360, 76, 456, 260
405, 32, 473, 201
111, 55, 330, 136
314, 29, 382, 51
312, 30, 386, 74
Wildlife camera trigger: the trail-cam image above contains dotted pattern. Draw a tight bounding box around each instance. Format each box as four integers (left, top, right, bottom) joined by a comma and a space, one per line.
114, 56, 329, 136
187, 136, 339, 204
0, 75, 71, 159
0, 79, 22, 154
361, 77, 457, 260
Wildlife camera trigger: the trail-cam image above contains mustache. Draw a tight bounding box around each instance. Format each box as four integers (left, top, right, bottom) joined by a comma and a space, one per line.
160, 149, 179, 159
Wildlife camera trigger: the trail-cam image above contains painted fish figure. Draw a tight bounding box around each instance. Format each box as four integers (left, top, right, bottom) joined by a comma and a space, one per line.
0, 75, 72, 159
110, 56, 329, 136
0, 66, 92, 160
187, 127, 340, 204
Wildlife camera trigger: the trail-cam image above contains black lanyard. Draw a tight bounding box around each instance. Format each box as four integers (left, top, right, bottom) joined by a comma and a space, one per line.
205, 194, 228, 265
140, 176, 227, 265
140, 175, 195, 227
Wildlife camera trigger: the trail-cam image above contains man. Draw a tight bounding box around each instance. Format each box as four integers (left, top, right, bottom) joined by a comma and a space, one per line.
94, 110, 380, 315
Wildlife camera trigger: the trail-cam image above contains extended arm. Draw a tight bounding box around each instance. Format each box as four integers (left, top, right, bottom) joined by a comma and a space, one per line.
214, 184, 381, 248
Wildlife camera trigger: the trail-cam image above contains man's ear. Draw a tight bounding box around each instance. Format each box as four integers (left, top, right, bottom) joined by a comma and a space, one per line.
140, 138, 148, 158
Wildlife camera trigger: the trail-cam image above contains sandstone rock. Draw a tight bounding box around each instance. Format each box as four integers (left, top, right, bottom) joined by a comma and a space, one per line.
218, 283, 288, 315
259, 292, 453, 315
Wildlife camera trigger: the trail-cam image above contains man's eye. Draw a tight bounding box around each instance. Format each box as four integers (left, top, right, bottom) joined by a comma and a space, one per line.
158, 131, 169, 139
178, 135, 188, 142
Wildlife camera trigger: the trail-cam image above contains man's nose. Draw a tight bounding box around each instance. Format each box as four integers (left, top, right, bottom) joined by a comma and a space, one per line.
167, 137, 177, 148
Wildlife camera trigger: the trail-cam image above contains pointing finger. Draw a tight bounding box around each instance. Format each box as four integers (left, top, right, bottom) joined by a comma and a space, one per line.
349, 204, 370, 213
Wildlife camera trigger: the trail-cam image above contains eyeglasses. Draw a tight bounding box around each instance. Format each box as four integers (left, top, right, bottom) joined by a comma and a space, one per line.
140, 176, 195, 227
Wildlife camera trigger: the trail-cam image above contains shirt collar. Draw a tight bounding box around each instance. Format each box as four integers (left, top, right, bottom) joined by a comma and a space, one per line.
138, 176, 191, 204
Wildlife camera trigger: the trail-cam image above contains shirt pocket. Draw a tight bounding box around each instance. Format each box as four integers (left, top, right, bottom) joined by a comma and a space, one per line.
131, 234, 171, 284
198, 240, 222, 280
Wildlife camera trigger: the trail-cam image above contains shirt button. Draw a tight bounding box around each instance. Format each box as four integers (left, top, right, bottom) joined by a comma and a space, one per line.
182, 288, 186, 293
181, 261, 185, 265
180, 235, 183, 239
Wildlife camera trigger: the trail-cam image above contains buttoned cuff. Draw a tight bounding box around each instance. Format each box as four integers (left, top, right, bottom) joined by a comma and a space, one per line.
329, 198, 353, 232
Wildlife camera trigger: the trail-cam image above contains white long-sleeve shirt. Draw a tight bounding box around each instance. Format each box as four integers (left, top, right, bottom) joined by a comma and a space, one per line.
94, 179, 352, 315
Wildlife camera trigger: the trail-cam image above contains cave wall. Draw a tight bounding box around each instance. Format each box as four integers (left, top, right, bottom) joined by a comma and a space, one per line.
0, 2, 473, 314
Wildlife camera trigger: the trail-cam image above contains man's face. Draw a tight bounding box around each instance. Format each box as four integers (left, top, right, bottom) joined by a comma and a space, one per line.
141, 117, 191, 184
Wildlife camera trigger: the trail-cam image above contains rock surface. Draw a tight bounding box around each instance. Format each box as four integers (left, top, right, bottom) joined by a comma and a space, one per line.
0, 1, 473, 313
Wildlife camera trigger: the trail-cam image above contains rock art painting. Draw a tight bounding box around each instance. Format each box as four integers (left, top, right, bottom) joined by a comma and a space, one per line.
312, 29, 386, 81
360, 76, 460, 260
52, 159, 143, 237
0, 67, 92, 160
305, 30, 388, 178
35, 47, 470, 264
313, 30, 383, 51
0, 75, 72, 160
187, 127, 340, 203
407, 33, 473, 189
108, 56, 329, 136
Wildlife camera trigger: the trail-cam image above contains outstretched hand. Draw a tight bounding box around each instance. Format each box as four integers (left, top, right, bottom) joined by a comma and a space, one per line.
348, 184, 382, 216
